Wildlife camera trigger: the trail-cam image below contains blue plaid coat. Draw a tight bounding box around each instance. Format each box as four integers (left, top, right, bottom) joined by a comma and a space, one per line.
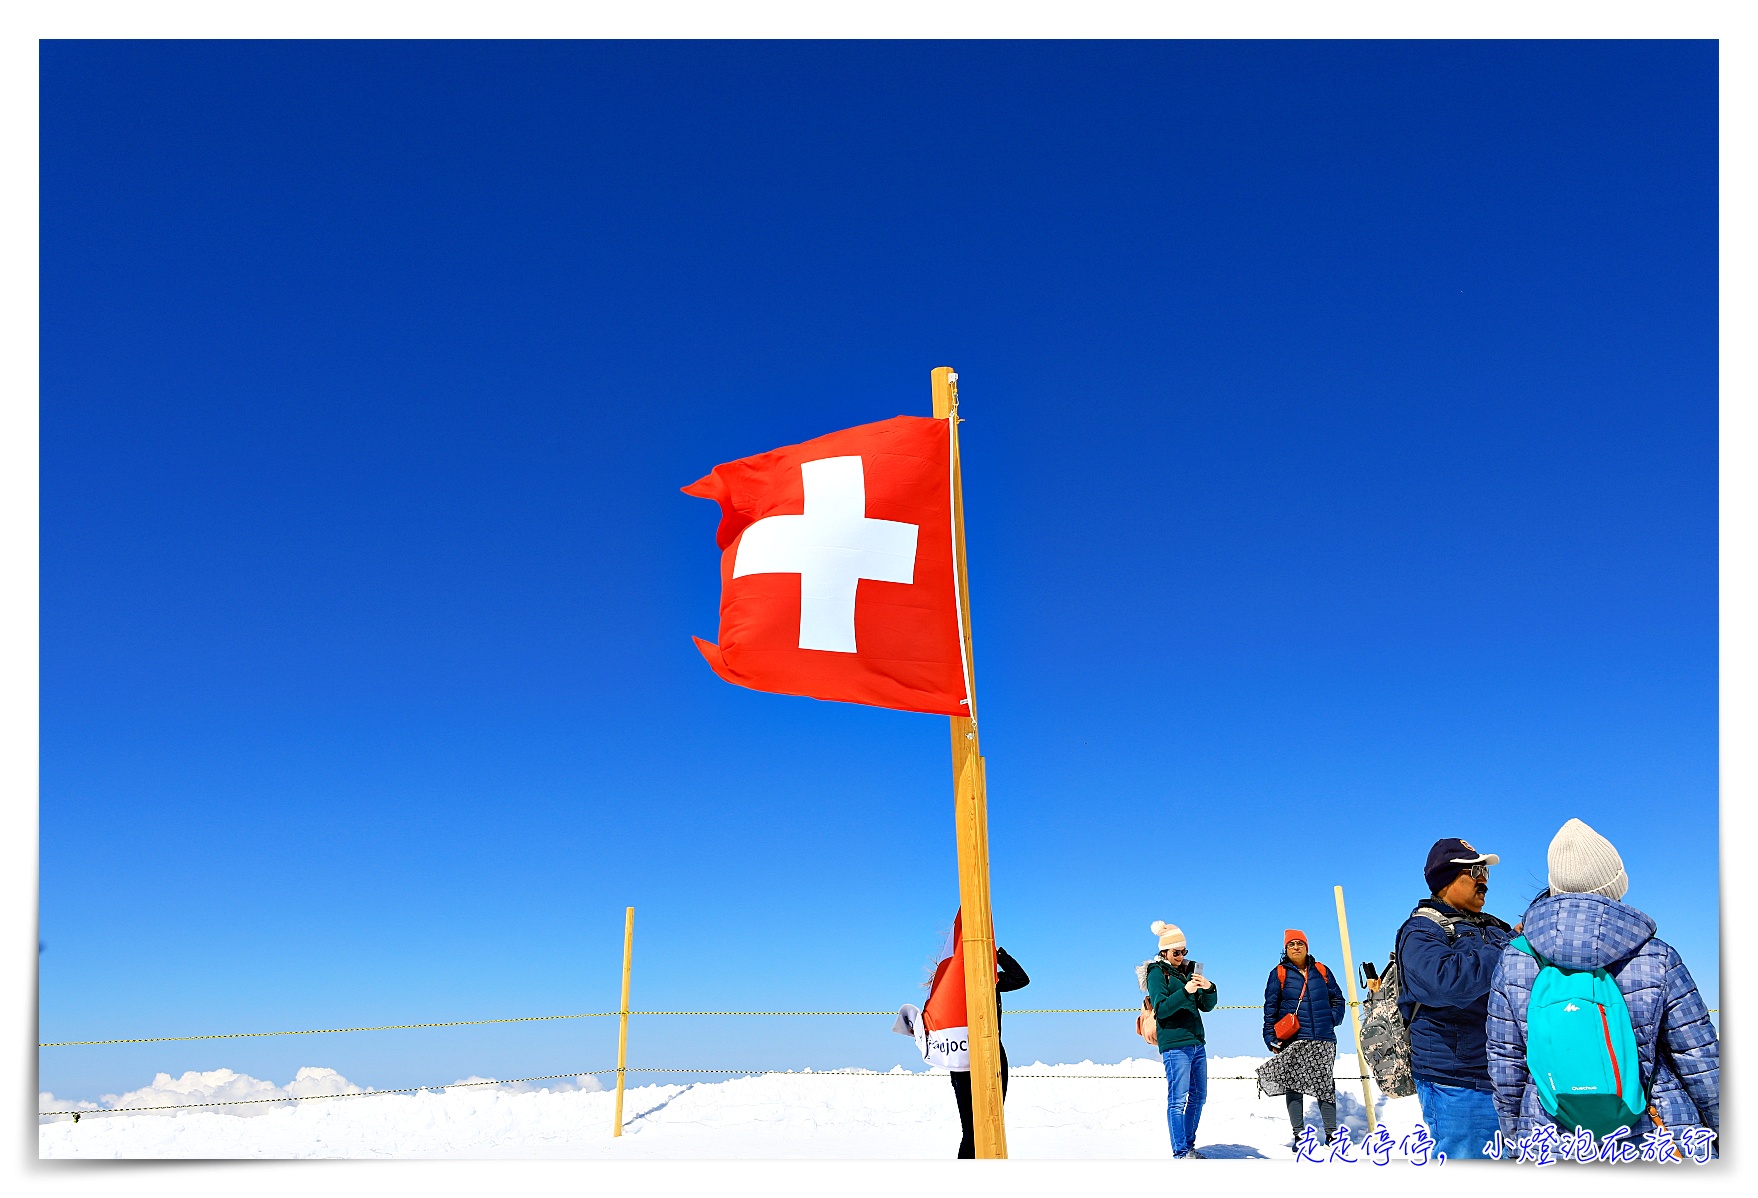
1485, 892, 1719, 1142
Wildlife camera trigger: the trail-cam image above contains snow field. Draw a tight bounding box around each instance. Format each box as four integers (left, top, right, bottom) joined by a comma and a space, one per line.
41, 1055, 1432, 1160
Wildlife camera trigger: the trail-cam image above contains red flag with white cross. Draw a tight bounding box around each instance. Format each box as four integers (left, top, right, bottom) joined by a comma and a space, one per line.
683, 415, 970, 716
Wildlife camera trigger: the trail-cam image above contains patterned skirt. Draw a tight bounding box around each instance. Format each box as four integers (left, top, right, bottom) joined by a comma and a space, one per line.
1255, 1037, 1337, 1102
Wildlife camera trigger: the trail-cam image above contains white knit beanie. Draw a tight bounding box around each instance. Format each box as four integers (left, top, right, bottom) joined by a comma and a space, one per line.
1547, 818, 1629, 901
1151, 921, 1186, 952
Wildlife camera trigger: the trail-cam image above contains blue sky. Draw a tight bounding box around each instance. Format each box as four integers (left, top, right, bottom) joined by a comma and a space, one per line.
39, 40, 1717, 1102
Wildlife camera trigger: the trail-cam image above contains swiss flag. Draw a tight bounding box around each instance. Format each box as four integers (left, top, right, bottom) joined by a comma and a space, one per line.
916, 909, 995, 1070
683, 415, 970, 716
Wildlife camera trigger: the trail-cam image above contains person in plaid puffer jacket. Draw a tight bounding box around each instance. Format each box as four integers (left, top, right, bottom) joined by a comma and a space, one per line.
1486, 819, 1719, 1149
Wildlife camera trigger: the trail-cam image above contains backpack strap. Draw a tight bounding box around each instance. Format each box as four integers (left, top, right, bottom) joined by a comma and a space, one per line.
1411, 905, 1459, 940
1314, 962, 1330, 981
1397, 906, 1459, 977
1509, 934, 1552, 969
1394, 905, 1458, 1027
1277, 964, 1286, 987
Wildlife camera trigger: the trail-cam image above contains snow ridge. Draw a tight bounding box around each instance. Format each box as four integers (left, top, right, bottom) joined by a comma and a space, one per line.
41, 1055, 1430, 1160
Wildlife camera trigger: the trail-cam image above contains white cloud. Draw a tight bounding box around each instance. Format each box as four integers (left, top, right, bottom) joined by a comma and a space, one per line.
284, 1067, 368, 1099
41, 1066, 603, 1124
447, 1073, 605, 1094
42, 1067, 368, 1120
37, 1091, 101, 1115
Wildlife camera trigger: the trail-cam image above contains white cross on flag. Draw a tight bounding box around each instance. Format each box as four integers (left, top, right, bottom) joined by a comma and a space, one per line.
684, 415, 969, 715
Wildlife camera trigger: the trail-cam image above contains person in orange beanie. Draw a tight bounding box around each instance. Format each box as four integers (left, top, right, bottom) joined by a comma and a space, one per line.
1256, 928, 1347, 1150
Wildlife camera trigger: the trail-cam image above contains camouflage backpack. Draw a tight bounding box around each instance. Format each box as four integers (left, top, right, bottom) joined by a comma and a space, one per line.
1357, 907, 1457, 1100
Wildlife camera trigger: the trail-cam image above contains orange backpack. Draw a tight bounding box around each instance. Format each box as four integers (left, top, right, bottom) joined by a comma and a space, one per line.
1137, 997, 1159, 1047
1137, 960, 1184, 1047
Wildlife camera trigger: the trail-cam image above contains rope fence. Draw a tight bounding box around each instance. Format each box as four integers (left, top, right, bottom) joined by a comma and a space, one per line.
36, 1006, 1264, 1048
618, 1068, 1349, 1081
41, 886, 1722, 1146
37, 999, 1721, 1121
39, 1012, 625, 1048
38, 1064, 1383, 1121
38, 1001, 1712, 1049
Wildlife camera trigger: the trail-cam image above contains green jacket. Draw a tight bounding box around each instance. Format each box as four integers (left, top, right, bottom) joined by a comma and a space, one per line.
1146, 959, 1218, 1050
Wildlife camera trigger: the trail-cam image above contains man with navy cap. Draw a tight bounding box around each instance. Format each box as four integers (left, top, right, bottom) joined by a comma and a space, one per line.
1395, 837, 1515, 1160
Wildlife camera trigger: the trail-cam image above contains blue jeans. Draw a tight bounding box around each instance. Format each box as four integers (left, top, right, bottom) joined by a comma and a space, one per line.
1161, 1044, 1208, 1156
1415, 1078, 1501, 1161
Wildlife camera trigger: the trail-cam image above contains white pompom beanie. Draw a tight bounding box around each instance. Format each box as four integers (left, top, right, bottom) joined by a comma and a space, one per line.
1151, 921, 1186, 952
1547, 818, 1629, 901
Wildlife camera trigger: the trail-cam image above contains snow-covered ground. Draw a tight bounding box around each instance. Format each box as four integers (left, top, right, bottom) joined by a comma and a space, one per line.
41, 1055, 1433, 1160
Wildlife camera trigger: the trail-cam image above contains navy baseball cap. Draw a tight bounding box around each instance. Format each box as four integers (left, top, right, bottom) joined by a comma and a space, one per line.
1424, 838, 1501, 893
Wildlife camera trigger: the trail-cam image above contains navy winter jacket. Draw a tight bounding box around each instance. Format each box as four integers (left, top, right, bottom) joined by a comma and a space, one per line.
1261, 958, 1346, 1050
1486, 892, 1718, 1142
1396, 898, 1515, 1090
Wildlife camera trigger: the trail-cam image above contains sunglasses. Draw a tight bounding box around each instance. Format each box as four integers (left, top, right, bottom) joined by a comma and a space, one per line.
1166, 948, 1188, 957
1466, 864, 1490, 881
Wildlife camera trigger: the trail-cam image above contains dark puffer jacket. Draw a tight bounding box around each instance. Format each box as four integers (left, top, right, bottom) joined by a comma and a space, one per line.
1486, 892, 1718, 1142
1395, 898, 1516, 1090
1261, 958, 1347, 1050
992, 946, 1031, 1030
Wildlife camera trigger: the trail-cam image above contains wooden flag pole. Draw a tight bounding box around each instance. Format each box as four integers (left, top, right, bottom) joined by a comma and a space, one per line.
612, 906, 634, 1137
933, 366, 1007, 1159
1333, 886, 1378, 1132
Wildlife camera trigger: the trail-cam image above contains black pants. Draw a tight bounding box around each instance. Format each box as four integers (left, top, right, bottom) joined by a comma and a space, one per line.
950, 1043, 1010, 1159
1286, 1092, 1338, 1140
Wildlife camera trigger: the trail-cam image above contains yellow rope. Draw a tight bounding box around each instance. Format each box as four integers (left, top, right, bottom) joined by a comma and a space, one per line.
626, 1069, 1341, 1080
1009, 1006, 1255, 1013
623, 1010, 895, 1018
42, 1067, 1380, 1115
38, 1011, 626, 1048
32, 1007, 1163, 1046
1344, 1000, 1717, 1012
37, 1011, 921, 1046
38, 1004, 1714, 1048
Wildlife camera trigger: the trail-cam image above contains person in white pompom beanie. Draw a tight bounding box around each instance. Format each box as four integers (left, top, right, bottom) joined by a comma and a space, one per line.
1140, 920, 1216, 1158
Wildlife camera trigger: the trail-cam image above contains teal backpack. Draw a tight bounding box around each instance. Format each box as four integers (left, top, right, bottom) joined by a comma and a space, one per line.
1510, 935, 1646, 1138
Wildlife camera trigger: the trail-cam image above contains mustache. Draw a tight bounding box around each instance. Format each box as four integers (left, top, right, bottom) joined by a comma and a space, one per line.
1474, 882, 1489, 896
